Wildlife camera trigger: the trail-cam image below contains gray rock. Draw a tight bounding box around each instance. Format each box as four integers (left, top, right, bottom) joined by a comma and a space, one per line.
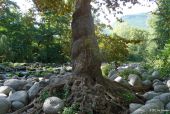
0, 86, 13, 95
154, 85, 169, 92
0, 74, 6, 80
28, 82, 41, 100
65, 66, 72, 72
153, 80, 164, 87
149, 71, 160, 80
165, 102, 170, 110
8, 91, 28, 105
141, 72, 149, 80
166, 80, 170, 88
142, 80, 152, 87
154, 93, 170, 105
12, 101, 25, 111
0, 93, 7, 99
143, 91, 161, 100
49, 74, 72, 86
129, 103, 143, 113
23, 83, 33, 91
39, 80, 48, 87
60, 67, 65, 75
146, 98, 164, 106
153, 79, 161, 83
128, 74, 142, 87
4, 79, 27, 90
131, 101, 164, 114
108, 70, 115, 78
43, 97, 64, 114
114, 76, 131, 87
0, 83, 3, 86
109, 75, 118, 80
0, 98, 11, 114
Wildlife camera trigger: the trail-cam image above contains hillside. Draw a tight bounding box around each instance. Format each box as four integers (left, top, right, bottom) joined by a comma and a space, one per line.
122, 13, 149, 29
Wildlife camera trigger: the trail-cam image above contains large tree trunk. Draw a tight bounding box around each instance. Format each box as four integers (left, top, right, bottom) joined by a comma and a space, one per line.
68, 0, 144, 113
71, 0, 103, 81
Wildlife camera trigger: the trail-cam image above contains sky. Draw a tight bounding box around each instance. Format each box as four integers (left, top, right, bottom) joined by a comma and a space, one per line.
12, 0, 157, 24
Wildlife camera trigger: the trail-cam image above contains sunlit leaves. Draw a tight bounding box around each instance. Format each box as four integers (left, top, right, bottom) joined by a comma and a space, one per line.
33, 0, 74, 14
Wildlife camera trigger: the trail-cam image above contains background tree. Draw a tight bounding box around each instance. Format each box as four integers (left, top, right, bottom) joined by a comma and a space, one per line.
149, 0, 170, 51
0, 0, 71, 63
113, 22, 149, 61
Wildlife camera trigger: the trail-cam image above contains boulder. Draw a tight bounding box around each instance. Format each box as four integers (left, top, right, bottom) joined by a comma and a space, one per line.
142, 80, 152, 87
154, 93, 170, 105
4, 79, 27, 90
148, 71, 160, 80
60, 67, 66, 75
108, 70, 115, 78
49, 74, 72, 86
0, 86, 13, 95
141, 72, 149, 80
8, 91, 28, 105
43, 97, 64, 114
109, 74, 118, 81
154, 85, 169, 93
23, 83, 33, 91
114, 76, 131, 87
28, 82, 41, 100
12, 101, 25, 111
0, 93, 7, 99
166, 80, 170, 88
0, 74, 6, 80
131, 101, 164, 114
129, 103, 143, 113
128, 74, 142, 87
153, 80, 164, 87
0, 98, 11, 114
143, 91, 161, 100
165, 102, 170, 110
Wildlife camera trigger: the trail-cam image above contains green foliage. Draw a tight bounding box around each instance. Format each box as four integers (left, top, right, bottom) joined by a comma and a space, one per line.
101, 64, 113, 77
152, 41, 170, 77
145, 0, 170, 78
98, 34, 129, 63
55, 85, 70, 99
118, 68, 141, 80
113, 22, 149, 62
0, 0, 71, 63
39, 90, 49, 102
121, 92, 135, 103
62, 104, 79, 114
148, 0, 170, 50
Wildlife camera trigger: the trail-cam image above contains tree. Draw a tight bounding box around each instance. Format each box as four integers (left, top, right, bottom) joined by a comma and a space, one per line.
149, 0, 170, 50
0, 0, 71, 63
17, 0, 144, 113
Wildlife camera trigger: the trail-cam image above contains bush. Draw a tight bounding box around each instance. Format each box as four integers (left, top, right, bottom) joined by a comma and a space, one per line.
101, 64, 113, 77
62, 104, 79, 114
118, 68, 141, 80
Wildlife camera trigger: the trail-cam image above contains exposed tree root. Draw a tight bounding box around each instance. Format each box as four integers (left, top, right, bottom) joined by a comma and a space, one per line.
11, 73, 146, 114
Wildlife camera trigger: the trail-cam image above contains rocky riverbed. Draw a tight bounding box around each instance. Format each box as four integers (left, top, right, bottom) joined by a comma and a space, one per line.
0, 62, 170, 114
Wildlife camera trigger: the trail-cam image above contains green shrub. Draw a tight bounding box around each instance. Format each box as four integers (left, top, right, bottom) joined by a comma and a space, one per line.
158, 63, 170, 77
39, 90, 49, 102
118, 68, 141, 80
101, 64, 113, 77
121, 92, 135, 103
62, 104, 79, 114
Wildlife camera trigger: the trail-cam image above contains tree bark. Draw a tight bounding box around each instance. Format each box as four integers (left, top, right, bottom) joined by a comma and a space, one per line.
71, 0, 103, 81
